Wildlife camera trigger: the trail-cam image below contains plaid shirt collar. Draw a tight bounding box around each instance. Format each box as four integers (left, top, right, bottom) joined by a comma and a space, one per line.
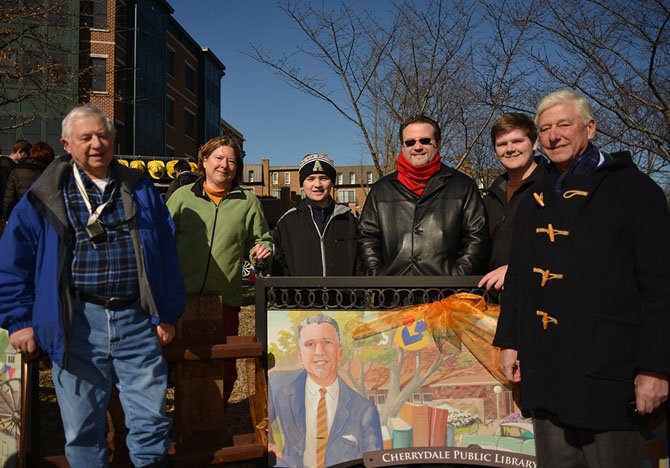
550, 144, 602, 194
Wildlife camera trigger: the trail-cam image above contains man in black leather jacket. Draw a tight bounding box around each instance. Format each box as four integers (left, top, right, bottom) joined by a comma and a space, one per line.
358, 115, 490, 276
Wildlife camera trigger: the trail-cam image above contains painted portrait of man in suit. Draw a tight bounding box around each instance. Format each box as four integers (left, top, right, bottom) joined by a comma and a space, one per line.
268, 314, 383, 467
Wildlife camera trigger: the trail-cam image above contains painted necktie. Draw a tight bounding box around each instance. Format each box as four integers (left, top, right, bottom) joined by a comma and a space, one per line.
316, 387, 328, 468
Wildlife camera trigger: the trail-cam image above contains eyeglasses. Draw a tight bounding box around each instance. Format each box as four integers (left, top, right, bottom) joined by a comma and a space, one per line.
403, 138, 434, 147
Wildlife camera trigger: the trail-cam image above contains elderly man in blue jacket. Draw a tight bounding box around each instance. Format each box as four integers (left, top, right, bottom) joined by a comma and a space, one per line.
0, 105, 185, 468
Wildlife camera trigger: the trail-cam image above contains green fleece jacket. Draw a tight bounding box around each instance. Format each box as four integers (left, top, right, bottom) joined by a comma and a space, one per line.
166, 179, 272, 305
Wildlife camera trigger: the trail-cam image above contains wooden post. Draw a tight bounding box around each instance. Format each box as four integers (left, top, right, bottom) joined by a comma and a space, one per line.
173, 296, 228, 447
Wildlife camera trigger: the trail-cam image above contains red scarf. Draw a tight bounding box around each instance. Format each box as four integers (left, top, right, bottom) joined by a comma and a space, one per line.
396, 151, 441, 196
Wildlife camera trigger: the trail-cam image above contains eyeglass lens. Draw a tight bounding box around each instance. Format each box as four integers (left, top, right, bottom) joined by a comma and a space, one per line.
404, 138, 433, 147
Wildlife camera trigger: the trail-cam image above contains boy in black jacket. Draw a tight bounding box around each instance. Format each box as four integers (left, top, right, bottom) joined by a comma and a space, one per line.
271, 153, 358, 276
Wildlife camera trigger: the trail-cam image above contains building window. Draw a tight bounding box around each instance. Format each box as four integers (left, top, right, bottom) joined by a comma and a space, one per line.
336, 190, 356, 204
6, 354, 15, 364
367, 171, 373, 184
248, 170, 254, 182
166, 97, 174, 127
272, 189, 281, 198
184, 110, 195, 138
272, 172, 278, 185
167, 48, 175, 77
349, 172, 356, 184
92, 0, 107, 28
91, 57, 106, 92
284, 172, 290, 185
185, 64, 195, 92
337, 172, 343, 185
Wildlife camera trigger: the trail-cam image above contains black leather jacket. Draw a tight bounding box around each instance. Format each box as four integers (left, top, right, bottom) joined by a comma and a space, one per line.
358, 164, 490, 276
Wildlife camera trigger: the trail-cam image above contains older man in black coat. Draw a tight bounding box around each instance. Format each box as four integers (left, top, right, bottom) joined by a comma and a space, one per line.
494, 89, 670, 468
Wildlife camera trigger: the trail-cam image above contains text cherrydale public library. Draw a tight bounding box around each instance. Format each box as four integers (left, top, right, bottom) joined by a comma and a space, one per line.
379, 448, 536, 467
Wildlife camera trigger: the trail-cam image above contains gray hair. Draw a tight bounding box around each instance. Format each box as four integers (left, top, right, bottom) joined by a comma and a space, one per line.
297, 314, 341, 346
61, 105, 115, 141
535, 89, 593, 127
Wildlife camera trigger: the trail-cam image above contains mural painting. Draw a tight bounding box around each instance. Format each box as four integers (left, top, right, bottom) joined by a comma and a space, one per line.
0, 329, 21, 467
267, 293, 536, 467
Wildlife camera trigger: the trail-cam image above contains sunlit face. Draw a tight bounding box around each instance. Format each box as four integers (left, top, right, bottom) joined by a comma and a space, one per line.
494, 128, 538, 176
302, 174, 333, 204
61, 115, 114, 179
538, 102, 596, 172
401, 123, 440, 167
203, 145, 237, 189
298, 322, 343, 386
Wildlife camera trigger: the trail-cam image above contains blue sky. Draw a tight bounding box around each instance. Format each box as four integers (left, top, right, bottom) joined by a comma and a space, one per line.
168, 0, 372, 167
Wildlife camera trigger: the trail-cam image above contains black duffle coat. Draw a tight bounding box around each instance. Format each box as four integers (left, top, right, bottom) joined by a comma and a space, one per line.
494, 151, 670, 430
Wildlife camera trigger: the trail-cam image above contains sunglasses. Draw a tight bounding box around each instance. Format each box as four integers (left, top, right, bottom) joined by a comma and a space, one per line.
403, 138, 434, 147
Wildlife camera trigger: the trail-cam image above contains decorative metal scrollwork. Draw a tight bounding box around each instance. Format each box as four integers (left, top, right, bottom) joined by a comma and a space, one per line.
266, 286, 493, 310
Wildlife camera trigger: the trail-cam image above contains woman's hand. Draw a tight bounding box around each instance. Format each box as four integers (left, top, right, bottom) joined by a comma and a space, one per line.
251, 243, 272, 260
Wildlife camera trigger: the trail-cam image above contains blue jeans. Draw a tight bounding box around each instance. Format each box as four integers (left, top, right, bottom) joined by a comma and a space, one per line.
52, 298, 171, 467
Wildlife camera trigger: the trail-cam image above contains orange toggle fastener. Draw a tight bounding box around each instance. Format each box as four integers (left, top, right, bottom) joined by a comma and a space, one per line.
532, 267, 564, 287
536, 310, 558, 330
563, 190, 589, 199
533, 192, 545, 207
535, 224, 569, 242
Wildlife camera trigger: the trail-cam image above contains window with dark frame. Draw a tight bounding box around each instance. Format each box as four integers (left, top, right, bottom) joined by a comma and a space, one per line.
166, 97, 174, 126
184, 110, 195, 138
91, 57, 106, 92
167, 49, 175, 77
92, 0, 107, 29
184, 65, 195, 92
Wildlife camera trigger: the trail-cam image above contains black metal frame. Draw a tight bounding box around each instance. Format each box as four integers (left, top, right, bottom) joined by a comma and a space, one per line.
255, 276, 488, 349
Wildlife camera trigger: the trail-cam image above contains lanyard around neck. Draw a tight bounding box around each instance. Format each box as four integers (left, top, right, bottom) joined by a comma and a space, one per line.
73, 164, 116, 225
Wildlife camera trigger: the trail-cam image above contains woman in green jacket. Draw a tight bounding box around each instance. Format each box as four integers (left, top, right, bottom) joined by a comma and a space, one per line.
167, 135, 272, 402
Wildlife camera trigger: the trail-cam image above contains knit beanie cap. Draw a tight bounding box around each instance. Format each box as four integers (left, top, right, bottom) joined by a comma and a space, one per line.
299, 153, 336, 186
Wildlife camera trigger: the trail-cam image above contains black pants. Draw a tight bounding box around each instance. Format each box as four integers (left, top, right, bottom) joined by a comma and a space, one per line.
532, 410, 644, 468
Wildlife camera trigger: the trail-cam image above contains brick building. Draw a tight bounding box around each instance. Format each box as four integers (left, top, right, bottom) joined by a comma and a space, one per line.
1, 0, 228, 159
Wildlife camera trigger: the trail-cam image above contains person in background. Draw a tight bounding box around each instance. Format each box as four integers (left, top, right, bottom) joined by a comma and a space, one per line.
3, 141, 55, 219
494, 89, 670, 468
166, 135, 272, 402
478, 113, 546, 291
0, 139, 31, 221
358, 115, 490, 276
271, 153, 358, 276
165, 159, 198, 200
0, 105, 184, 467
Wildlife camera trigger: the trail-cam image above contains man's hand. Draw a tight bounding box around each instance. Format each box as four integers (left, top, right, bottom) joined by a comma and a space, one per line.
251, 243, 272, 260
500, 348, 521, 382
635, 371, 668, 415
156, 323, 175, 346
478, 265, 508, 290
9, 327, 39, 357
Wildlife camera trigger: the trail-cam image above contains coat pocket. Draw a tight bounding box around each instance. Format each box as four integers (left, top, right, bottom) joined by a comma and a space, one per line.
587, 316, 638, 383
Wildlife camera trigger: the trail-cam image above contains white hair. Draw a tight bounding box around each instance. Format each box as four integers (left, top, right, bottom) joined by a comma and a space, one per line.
61, 105, 115, 141
535, 89, 593, 126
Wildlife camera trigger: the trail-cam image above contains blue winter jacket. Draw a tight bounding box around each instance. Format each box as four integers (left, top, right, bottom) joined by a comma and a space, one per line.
0, 156, 185, 367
